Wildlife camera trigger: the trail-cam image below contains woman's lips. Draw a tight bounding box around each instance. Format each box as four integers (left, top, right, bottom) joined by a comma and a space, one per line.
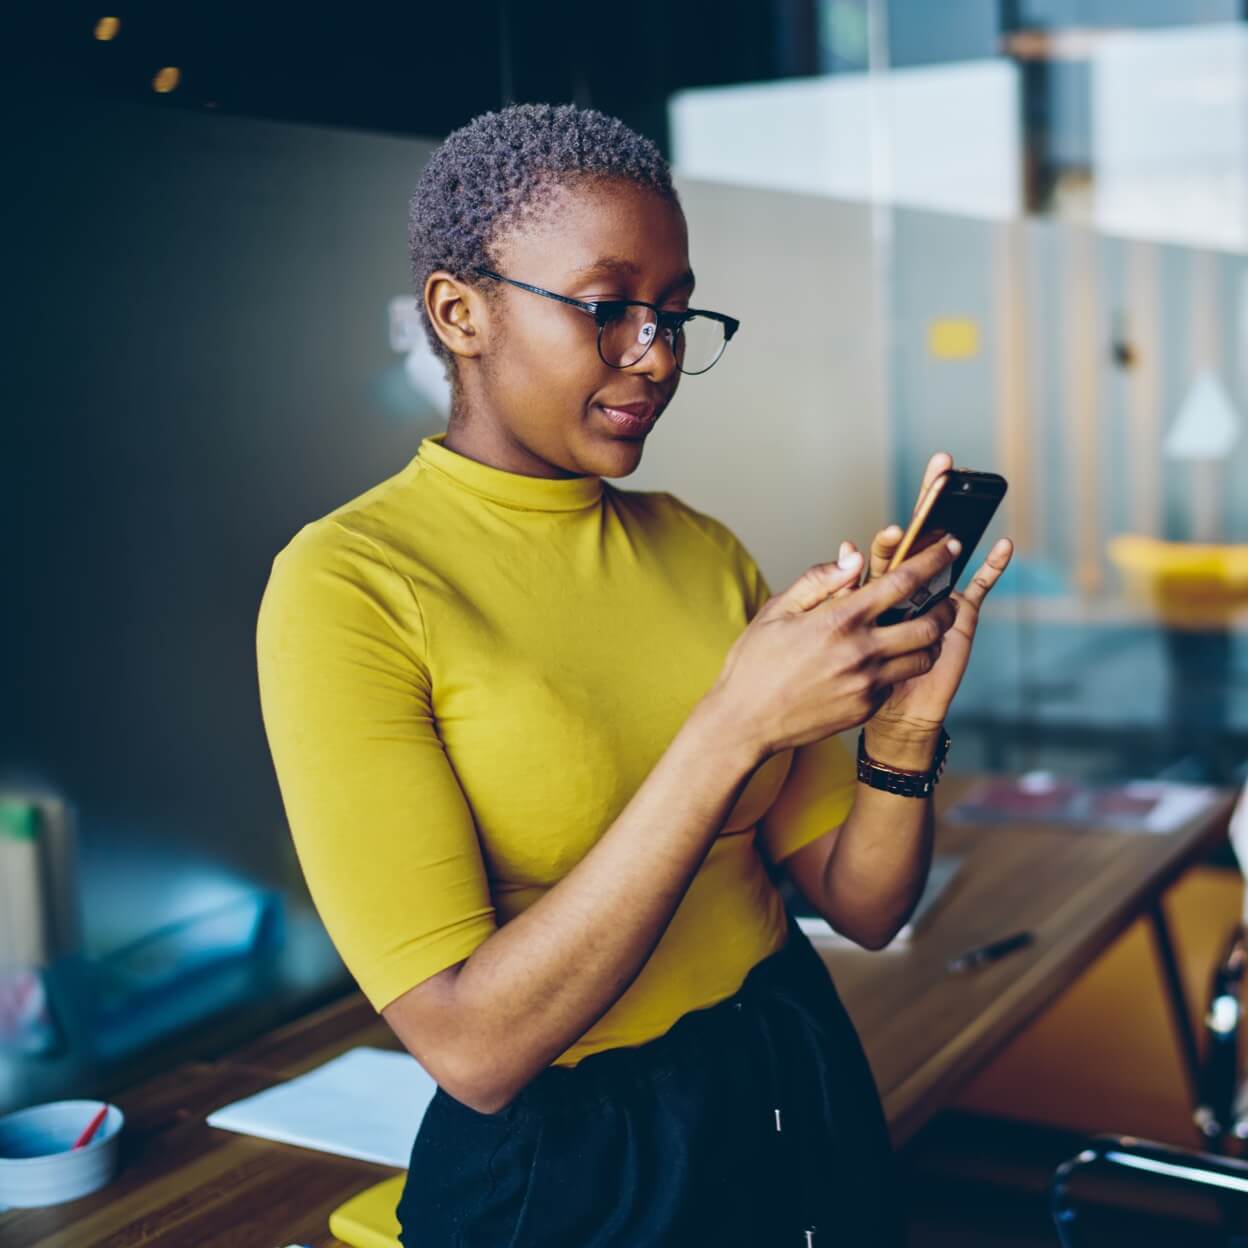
597, 403, 657, 436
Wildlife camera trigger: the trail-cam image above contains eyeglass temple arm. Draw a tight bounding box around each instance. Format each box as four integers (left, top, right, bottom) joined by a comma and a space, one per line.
473, 267, 601, 317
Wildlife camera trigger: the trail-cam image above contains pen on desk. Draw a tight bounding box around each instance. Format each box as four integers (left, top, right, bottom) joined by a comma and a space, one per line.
946, 929, 1035, 974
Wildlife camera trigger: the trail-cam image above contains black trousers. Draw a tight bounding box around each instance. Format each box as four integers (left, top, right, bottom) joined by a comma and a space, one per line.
396, 911, 906, 1247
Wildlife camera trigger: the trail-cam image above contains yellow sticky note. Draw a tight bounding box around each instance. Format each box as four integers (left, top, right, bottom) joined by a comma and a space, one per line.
928, 318, 979, 360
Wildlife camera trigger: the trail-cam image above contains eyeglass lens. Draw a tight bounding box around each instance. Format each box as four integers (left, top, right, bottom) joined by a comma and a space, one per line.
598, 306, 727, 375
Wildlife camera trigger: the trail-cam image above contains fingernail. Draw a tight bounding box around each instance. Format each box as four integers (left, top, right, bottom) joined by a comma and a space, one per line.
947, 539, 962, 555
839, 540, 849, 560
884, 525, 902, 540
838, 551, 862, 571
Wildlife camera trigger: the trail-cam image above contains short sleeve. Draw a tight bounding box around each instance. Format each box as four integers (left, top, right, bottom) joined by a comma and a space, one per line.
759, 733, 858, 864
255, 520, 496, 1012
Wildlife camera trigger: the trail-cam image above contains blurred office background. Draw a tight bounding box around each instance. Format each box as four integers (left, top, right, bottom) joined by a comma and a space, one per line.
3, 1, 1247, 1239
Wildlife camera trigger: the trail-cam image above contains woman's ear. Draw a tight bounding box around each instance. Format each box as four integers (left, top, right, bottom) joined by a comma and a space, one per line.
424, 271, 486, 361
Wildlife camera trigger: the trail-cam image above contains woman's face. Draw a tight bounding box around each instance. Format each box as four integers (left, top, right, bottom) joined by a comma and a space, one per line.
461, 178, 693, 480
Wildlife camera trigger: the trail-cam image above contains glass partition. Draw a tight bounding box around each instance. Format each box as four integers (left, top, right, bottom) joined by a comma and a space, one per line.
669, 1, 1248, 784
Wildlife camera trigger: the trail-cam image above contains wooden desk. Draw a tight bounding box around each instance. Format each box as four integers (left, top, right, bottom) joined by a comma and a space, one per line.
819, 780, 1237, 1147
2, 777, 1236, 1248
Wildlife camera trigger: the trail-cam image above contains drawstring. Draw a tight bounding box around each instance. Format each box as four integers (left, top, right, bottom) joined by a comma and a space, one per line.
737, 973, 822, 1246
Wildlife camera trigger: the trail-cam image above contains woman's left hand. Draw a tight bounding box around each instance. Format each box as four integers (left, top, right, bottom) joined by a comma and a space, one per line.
837, 452, 1014, 752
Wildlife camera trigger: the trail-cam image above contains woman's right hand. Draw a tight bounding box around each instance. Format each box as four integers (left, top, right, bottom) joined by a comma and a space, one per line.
709, 537, 962, 760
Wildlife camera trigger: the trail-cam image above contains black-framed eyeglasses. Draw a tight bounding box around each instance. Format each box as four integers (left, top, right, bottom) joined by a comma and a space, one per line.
472, 266, 739, 375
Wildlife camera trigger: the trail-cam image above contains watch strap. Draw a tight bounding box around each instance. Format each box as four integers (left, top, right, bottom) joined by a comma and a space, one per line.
856, 728, 951, 798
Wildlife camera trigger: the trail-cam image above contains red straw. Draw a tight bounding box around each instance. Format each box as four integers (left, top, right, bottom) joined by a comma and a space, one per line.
72, 1104, 108, 1149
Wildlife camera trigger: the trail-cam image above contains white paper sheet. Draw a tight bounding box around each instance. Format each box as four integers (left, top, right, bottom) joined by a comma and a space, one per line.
205, 1045, 438, 1169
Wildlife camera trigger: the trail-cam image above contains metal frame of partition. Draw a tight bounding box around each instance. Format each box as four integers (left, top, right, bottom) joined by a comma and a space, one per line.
1050, 1133, 1248, 1246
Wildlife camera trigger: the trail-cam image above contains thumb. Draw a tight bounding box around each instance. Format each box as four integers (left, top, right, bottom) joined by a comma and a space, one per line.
779, 549, 863, 614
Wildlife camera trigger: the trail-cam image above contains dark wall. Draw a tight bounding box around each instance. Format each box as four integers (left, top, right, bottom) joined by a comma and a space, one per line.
8, 2, 820, 157
5, 88, 442, 902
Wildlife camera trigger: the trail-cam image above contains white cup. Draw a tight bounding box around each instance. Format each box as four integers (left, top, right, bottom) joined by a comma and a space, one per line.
0, 1099, 123, 1208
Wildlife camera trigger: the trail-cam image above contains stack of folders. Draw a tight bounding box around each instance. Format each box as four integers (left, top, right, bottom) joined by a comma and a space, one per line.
0, 791, 82, 970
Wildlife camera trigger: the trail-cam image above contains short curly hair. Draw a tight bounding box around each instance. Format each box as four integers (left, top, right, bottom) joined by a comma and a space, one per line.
407, 102, 680, 375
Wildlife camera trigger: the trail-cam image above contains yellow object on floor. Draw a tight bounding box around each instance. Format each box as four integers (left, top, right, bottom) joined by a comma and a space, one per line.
328, 1174, 405, 1248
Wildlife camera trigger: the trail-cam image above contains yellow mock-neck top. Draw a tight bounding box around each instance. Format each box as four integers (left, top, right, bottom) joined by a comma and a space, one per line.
256, 431, 856, 1066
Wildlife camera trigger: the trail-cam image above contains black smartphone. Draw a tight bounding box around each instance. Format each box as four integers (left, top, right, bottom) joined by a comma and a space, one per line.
876, 469, 1008, 627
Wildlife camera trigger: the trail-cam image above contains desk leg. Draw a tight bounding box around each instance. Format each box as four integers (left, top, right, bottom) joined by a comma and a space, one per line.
1147, 899, 1201, 1111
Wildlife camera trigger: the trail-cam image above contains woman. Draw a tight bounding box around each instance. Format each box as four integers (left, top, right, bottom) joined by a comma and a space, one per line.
256, 103, 1012, 1247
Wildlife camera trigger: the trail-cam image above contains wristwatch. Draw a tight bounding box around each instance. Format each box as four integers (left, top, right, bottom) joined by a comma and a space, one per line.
856, 727, 951, 798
